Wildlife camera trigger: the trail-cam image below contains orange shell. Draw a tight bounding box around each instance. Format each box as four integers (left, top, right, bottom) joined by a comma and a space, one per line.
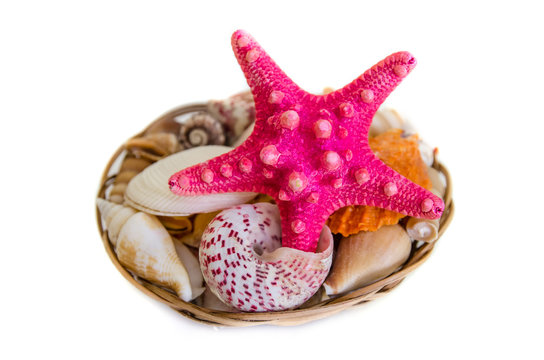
327, 129, 432, 236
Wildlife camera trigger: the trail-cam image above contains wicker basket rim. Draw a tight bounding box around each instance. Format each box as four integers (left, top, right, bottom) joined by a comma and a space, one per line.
95, 103, 454, 327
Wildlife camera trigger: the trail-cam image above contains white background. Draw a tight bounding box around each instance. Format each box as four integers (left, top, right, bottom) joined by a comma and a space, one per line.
1, 1, 543, 359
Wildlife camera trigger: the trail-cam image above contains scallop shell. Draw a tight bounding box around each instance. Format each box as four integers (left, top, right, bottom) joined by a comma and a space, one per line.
179, 112, 226, 148
124, 145, 257, 216
97, 199, 204, 301
200, 203, 333, 312
323, 225, 412, 296
327, 129, 432, 236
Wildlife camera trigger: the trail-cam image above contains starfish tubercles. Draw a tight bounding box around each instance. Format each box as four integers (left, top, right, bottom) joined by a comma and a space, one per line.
169, 30, 444, 252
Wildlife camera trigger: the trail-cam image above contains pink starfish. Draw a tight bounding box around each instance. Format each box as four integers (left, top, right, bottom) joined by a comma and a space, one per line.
169, 30, 444, 252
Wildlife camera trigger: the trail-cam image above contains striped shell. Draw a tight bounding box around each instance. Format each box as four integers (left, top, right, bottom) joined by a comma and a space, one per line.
200, 203, 333, 312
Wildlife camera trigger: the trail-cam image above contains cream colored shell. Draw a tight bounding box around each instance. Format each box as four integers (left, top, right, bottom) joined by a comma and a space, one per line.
124, 145, 257, 216
97, 199, 204, 301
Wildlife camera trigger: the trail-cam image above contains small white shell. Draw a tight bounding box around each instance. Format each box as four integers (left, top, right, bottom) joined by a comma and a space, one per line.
124, 145, 257, 216
97, 199, 204, 301
406, 218, 439, 242
200, 203, 333, 312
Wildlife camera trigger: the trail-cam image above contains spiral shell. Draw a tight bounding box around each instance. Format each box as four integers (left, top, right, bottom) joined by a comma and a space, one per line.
179, 112, 226, 148
200, 203, 333, 312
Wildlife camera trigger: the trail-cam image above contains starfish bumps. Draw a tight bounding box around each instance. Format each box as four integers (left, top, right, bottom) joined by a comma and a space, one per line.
169, 30, 444, 252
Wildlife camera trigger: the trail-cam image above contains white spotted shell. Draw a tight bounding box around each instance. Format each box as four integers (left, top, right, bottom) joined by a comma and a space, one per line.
199, 203, 333, 312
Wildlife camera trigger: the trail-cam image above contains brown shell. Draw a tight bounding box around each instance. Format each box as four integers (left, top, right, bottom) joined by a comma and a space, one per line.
327, 129, 432, 236
179, 112, 226, 148
109, 156, 153, 203
124, 132, 181, 162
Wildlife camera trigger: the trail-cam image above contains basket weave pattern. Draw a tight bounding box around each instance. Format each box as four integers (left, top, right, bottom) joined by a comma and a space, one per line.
96, 104, 454, 327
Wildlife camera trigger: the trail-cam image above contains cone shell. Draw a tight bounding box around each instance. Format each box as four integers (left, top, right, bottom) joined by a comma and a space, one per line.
327, 129, 432, 236
124, 145, 257, 216
200, 203, 333, 312
324, 225, 412, 296
96, 199, 204, 301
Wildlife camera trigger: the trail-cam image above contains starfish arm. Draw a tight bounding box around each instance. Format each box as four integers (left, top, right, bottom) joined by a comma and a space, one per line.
231, 30, 305, 113
277, 199, 330, 252
169, 143, 266, 196
343, 156, 444, 219
327, 52, 417, 132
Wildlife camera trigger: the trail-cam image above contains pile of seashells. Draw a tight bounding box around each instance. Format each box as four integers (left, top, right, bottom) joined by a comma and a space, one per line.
97, 91, 447, 312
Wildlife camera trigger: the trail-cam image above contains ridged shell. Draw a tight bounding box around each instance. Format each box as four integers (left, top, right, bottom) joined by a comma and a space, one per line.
327, 129, 432, 236
199, 203, 333, 312
109, 156, 153, 204
124, 145, 257, 216
323, 225, 411, 295
124, 132, 181, 162
97, 199, 204, 301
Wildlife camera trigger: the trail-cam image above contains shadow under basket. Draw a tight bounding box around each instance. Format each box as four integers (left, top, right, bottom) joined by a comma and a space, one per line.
96, 103, 455, 327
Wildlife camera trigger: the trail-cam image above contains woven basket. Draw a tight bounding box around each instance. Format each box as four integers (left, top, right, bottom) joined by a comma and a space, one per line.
96, 103, 454, 327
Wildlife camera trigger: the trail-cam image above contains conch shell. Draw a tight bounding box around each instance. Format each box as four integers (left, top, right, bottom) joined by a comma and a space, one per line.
124, 145, 257, 216
200, 203, 333, 312
324, 224, 411, 296
96, 198, 204, 301
327, 129, 432, 236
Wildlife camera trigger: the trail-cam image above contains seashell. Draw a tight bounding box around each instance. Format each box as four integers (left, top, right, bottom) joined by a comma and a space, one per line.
157, 215, 192, 236
179, 211, 220, 248
125, 132, 181, 162
179, 112, 226, 148
327, 129, 432, 236
369, 108, 416, 137
323, 225, 411, 296
405, 217, 439, 242
428, 166, 447, 198
231, 121, 254, 148
97, 198, 204, 301
199, 203, 333, 312
109, 156, 153, 204
202, 287, 236, 312
125, 145, 257, 216
207, 91, 255, 143
173, 238, 205, 295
